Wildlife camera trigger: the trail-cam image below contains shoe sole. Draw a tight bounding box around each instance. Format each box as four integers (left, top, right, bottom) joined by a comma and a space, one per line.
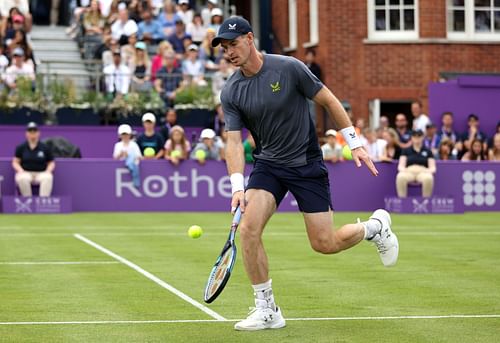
234, 320, 286, 331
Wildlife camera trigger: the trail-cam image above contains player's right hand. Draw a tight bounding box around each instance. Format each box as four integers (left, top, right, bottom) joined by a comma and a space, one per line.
231, 190, 245, 214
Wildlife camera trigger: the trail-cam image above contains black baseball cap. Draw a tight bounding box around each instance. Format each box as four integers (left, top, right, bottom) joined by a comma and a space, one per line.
211, 17, 253, 47
26, 122, 38, 131
411, 129, 424, 136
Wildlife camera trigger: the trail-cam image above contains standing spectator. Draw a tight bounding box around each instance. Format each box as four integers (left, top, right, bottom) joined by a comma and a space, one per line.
488, 133, 500, 161
154, 50, 182, 106
2, 48, 35, 90
363, 128, 386, 162
168, 19, 191, 55
12, 122, 55, 197
83, 0, 105, 36
136, 112, 165, 159
164, 125, 191, 165
182, 44, 205, 85
461, 139, 487, 161
379, 116, 389, 130
321, 129, 342, 163
380, 128, 401, 162
177, 0, 193, 26
209, 7, 223, 32
411, 100, 431, 132
243, 132, 256, 163
110, 3, 138, 44
113, 124, 142, 188
150, 40, 174, 80
423, 123, 440, 156
304, 49, 322, 81
201, 0, 217, 28
438, 111, 458, 144
137, 9, 163, 44
435, 138, 456, 161
460, 114, 488, 154
186, 13, 206, 45
131, 41, 151, 92
211, 58, 234, 97
158, 0, 181, 38
159, 107, 178, 141
190, 128, 221, 162
396, 129, 436, 198
395, 113, 411, 149
103, 48, 131, 98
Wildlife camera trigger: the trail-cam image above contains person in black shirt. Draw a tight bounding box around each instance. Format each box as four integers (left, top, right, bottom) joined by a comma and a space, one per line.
12, 122, 55, 197
136, 112, 165, 159
396, 129, 436, 198
159, 108, 178, 142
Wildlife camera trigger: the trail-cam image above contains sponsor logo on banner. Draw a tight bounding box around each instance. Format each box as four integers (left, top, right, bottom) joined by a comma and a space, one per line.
462, 170, 496, 207
384, 196, 462, 214
412, 198, 429, 213
2, 196, 71, 214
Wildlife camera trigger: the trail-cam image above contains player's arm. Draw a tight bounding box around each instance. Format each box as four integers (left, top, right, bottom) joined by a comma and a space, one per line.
226, 130, 246, 213
314, 87, 378, 176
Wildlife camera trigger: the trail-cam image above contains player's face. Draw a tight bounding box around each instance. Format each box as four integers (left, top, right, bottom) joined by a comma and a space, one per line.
221, 35, 251, 67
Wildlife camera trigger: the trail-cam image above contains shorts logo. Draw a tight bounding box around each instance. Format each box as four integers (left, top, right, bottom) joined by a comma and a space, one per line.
270, 81, 281, 93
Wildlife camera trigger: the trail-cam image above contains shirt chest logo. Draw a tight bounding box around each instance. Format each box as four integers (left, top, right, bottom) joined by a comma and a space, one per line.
270, 81, 281, 93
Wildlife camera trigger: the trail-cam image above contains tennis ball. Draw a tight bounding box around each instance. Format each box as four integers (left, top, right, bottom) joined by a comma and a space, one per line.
188, 225, 203, 239
170, 150, 182, 158
342, 145, 353, 160
144, 147, 155, 157
195, 149, 206, 161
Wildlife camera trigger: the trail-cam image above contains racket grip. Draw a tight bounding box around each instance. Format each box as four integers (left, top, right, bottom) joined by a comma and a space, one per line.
233, 206, 242, 224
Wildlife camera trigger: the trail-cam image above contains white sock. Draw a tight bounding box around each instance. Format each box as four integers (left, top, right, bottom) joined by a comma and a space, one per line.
252, 279, 277, 311
361, 218, 382, 240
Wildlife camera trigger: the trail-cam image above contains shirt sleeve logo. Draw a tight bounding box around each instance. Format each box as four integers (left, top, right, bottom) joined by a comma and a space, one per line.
270, 81, 281, 93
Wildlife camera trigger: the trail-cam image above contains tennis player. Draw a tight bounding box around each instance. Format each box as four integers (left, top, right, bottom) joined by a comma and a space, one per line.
213, 17, 399, 331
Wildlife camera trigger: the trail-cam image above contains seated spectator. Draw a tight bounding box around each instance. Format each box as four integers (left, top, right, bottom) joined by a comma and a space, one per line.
363, 128, 386, 162
201, 0, 217, 28
321, 129, 342, 163
488, 121, 500, 150
2, 47, 35, 90
459, 114, 488, 157
127, 0, 143, 22
461, 138, 487, 161
435, 138, 457, 161
209, 7, 223, 32
211, 58, 233, 96
411, 100, 431, 132
168, 19, 191, 56
6, 29, 34, 64
182, 44, 205, 85
12, 122, 55, 197
1, 5, 31, 37
131, 41, 151, 92
83, 0, 105, 36
111, 3, 138, 44
150, 40, 174, 81
101, 37, 120, 67
0, 44, 9, 78
103, 48, 131, 98
396, 129, 436, 198
158, 0, 181, 38
380, 128, 401, 162
190, 128, 221, 163
199, 28, 223, 69
159, 107, 178, 141
488, 133, 500, 161
136, 112, 165, 159
138, 9, 163, 44
154, 50, 182, 106
212, 102, 225, 135
423, 123, 440, 156
438, 111, 458, 144
243, 132, 256, 163
186, 13, 206, 45
395, 113, 411, 149
177, 0, 194, 26
3, 12, 25, 42
94, 26, 113, 62
120, 32, 138, 70
216, 130, 227, 161
164, 125, 191, 165
113, 124, 142, 188
105, 0, 120, 25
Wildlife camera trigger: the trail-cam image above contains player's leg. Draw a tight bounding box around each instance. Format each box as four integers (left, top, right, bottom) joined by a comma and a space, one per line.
15, 171, 33, 196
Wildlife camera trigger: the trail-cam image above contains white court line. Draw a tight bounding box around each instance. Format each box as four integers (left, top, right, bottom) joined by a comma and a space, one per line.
74, 234, 226, 321
0, 261, 119, 265
0, 314, 499, 326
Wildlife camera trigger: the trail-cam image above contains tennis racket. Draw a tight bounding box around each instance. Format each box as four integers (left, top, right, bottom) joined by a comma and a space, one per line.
203, 207, 242, 303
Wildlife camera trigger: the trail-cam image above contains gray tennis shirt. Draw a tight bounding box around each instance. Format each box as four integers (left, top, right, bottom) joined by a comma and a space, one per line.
221, 54, 324, 167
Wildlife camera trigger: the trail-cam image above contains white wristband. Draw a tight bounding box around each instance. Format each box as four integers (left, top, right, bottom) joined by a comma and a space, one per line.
230, 173, 245, 194
340, 126, 363, 150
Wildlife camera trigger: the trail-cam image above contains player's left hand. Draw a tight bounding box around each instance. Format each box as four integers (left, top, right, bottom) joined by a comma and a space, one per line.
351, 147, 379, 176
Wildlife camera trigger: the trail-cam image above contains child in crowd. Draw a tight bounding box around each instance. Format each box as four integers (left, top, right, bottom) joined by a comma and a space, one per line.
113, 124, 142, 188
164, 125, 191, 165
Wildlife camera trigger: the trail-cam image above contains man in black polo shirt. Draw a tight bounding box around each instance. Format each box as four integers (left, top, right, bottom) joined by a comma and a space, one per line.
12, 122, 55, 197
396, 129, 436, 198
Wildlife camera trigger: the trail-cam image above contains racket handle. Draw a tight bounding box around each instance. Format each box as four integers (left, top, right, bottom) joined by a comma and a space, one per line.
233, 206, 242, 225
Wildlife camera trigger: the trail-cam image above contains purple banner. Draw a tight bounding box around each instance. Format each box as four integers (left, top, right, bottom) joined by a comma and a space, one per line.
2, 196, 72, 214
0, 159, 499, 212
384, 196, 464, 214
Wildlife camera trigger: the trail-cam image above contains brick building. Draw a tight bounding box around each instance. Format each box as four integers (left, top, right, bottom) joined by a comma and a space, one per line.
231, 0, 500, 133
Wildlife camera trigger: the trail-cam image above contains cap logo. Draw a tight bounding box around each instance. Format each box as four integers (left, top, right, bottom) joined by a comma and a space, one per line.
228, 23, 236, 30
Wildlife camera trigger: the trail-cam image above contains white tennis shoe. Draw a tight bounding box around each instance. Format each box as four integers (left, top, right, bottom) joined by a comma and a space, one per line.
369, 209, 399, 267
234, 301, 286, 331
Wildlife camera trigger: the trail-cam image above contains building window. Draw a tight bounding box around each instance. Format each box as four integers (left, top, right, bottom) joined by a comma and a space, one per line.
448, 0, 500, 40
284, 0, 298, 51
367, 0, 419, 40
303, 0, 319, 48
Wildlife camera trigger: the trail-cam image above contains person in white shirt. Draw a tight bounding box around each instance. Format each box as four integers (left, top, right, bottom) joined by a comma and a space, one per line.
2, 48, 35, 90
111, 4, 138, 42
177, 0, 194, 26
103, 49, 131, 97
186, 13, 207, 44
411, 100, 431, 132
201, 0, 218, 28
321, 129, 342, 163
363, 128, 387, 162
182, 44, 205, 85
113, 124, 142, 188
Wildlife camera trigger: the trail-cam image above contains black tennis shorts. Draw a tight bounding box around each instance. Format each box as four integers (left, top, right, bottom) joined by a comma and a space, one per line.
246, 159, 333, 213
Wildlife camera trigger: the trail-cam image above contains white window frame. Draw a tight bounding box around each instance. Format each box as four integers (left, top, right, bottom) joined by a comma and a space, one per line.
303, 0, 319, 48
284, 0, 298, 52
367, 0, 419, 41
447, 0, 500, 41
